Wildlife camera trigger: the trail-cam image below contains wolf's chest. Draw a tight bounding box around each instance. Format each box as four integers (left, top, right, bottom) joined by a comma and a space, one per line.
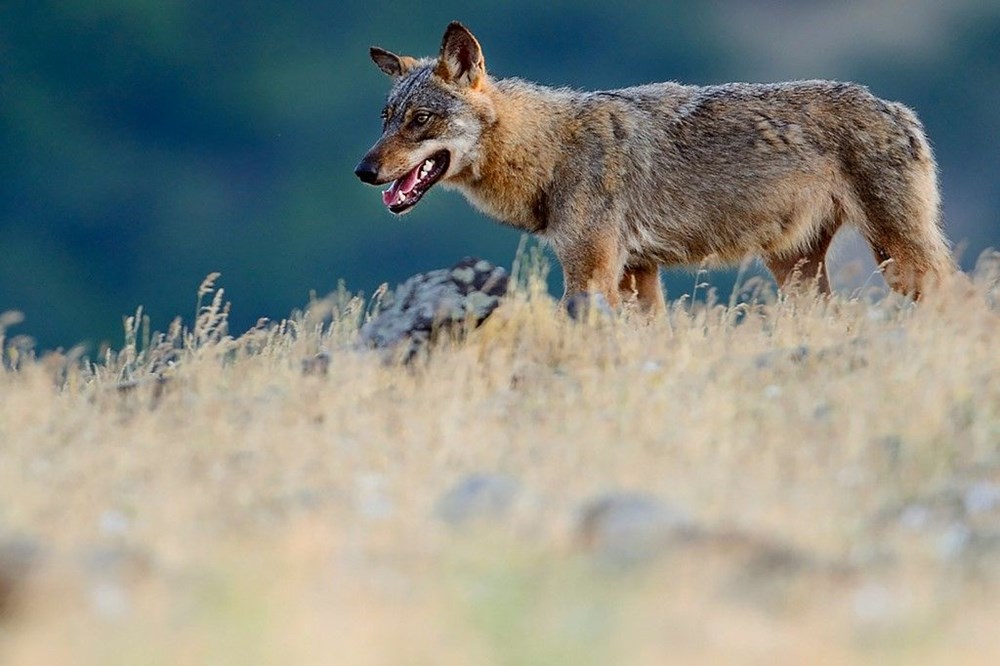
450, 181, 547, 234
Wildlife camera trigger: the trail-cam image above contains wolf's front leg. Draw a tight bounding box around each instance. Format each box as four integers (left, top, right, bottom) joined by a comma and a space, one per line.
557, 232, 623, 308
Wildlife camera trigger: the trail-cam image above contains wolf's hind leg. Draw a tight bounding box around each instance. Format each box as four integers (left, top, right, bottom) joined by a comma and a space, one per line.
859, 214, 954, 299
619, 263, 665, 314
849, 114, 954, 298
765, 225, 838, 295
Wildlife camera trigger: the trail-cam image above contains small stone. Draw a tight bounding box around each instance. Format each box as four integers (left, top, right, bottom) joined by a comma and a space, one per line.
577, 492, 694, 566
963, 481, 1000, 515
936, 522, 972, 561
737, 542, 815, 578
813, 403, 833, 420
875, 435, 902, 468
356, 473, 393, 520
99, 509, 130, 537
0, 536, 43, 617
435, 473, 520, 526
763, 384, 782, 399
899, 504, 930, 531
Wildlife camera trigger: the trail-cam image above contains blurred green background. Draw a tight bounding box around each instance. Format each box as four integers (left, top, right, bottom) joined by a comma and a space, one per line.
2, 1, 999, 350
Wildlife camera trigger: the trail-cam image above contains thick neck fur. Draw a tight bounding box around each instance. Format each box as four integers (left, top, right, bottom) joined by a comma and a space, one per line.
449, 77, 576, 232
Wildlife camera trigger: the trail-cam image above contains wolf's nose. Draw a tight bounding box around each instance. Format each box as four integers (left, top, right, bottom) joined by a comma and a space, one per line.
354, 159, 380, 184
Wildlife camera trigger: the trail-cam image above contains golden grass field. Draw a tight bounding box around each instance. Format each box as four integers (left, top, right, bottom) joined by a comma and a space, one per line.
1, 254, 999, 665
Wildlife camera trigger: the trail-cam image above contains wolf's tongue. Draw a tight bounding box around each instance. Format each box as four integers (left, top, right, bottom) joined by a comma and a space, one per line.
381, 186, 397, 207
382, 163, 422, 206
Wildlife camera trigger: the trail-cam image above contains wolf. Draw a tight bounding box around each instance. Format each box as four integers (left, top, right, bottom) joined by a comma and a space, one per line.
355, 22, 954, 312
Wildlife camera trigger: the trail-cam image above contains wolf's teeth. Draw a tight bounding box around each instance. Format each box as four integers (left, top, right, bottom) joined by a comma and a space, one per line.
396, 191, 405, 204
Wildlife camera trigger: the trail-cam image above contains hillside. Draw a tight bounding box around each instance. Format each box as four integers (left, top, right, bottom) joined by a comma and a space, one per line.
1, 259, 999, 664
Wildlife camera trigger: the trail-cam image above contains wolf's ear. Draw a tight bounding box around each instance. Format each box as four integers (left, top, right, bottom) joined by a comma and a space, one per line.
370, 47, 417, 78
435, 22, 485, 89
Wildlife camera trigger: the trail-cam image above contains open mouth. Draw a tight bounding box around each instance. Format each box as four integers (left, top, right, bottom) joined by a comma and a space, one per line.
381, 150, 450, 215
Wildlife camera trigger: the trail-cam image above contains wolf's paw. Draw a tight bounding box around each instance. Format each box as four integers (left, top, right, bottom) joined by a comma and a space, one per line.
564, 291, 614, 322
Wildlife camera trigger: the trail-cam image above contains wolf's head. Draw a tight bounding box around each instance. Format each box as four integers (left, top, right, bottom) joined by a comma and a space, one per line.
354, 22, 495, 215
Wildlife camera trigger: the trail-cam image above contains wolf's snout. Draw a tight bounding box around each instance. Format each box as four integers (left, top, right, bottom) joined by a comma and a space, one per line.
354, 157, 380, 184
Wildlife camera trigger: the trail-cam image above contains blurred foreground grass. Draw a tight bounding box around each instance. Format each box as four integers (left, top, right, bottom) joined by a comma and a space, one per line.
1, 255, 1000, 664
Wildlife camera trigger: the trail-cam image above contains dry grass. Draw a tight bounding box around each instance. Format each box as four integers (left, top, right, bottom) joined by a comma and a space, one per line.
2, 255, 1000, 665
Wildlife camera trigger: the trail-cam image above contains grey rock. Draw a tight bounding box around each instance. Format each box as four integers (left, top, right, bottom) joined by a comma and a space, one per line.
577, 492, 694, 566
435, 473, 521, 526
0, 536, 44, 617
359, 257, 508, 362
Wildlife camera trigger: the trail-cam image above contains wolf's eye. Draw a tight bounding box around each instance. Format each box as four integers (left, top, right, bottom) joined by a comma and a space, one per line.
413, 112, 431, 126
